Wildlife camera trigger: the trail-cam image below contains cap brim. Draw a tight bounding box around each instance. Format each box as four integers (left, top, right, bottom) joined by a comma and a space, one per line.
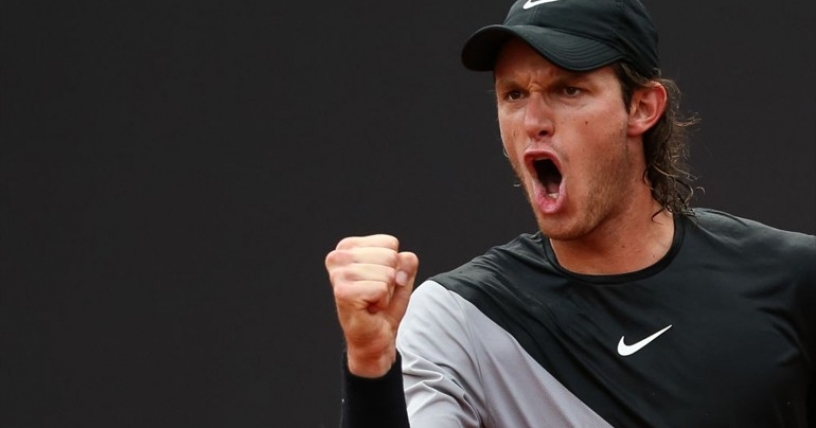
461, 24, 624, 72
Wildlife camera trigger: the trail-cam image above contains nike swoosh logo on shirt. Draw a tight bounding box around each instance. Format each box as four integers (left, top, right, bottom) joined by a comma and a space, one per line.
617, 324, 672, 356
523, 0, 564, 9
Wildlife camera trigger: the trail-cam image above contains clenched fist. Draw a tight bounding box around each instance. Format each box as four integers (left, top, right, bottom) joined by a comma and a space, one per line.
325, 235, 419, 378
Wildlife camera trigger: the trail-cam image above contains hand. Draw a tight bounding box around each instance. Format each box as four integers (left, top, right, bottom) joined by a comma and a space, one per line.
325, 234, 419, 378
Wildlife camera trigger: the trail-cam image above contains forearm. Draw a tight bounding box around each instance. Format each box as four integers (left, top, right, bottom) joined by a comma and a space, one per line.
340, 352, 410, 428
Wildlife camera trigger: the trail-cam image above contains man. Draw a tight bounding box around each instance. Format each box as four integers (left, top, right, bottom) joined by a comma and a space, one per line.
325, 0, 815, 426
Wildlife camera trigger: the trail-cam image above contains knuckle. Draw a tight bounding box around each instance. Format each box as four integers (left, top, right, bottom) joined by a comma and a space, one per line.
368, 247, 397, 267
332, 280, 353, 300
338, 234, 400, 252
336, 236, 359, 250
325, 250, 339, 268
384, 251, 399, 267
328, 267, 345, 287
378, 234, 400, 249
401, 252, 419, 269
382, 266, 397, 284
325, 249, 350, 267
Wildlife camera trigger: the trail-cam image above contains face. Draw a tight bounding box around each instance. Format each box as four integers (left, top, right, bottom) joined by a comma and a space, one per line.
494, 39, 649, 241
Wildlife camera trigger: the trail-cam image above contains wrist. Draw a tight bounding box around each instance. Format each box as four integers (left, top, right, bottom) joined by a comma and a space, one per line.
346, 347, 397, 378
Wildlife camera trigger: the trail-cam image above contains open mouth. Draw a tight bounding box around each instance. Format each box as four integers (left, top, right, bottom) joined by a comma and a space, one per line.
533, 159, 562, 199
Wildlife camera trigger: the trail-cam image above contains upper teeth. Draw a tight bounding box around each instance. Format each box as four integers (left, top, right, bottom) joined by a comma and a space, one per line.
547, 193, 558, 199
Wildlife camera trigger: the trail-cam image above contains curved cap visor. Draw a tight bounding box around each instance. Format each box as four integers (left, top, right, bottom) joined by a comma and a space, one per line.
462, 24, 625, 72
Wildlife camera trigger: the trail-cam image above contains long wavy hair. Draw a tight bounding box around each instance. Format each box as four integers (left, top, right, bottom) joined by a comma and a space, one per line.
613, 62, 699, 216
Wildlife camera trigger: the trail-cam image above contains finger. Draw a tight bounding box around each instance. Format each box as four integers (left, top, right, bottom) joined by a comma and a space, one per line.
395, 251, 419, 287
336, 234, 399, 251
388, 251, 419, 321
334, 280, 391, 312
325, 247, 399, 271
337, 263, 396, 285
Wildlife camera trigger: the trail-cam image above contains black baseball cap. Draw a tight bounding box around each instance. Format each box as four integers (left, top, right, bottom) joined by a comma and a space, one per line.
461, 0, 659, 78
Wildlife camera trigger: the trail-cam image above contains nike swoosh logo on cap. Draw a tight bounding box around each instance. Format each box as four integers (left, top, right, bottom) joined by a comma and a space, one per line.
523, 0, 564, 9
617, 324, 672, 356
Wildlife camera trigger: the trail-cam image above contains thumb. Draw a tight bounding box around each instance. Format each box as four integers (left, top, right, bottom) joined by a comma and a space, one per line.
388, 251, 419, 322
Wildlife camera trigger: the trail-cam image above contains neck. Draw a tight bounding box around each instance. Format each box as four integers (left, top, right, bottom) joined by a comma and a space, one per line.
550, 205, 675, 276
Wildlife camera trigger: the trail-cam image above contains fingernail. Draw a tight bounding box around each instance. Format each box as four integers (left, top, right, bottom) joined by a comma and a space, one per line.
395, 270, 409, 286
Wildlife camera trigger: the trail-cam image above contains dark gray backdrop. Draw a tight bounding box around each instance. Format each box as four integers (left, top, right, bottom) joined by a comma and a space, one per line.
1, 0, 813, 427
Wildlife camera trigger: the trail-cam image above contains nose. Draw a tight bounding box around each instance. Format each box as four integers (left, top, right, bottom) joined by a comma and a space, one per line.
523, 93, 554, 142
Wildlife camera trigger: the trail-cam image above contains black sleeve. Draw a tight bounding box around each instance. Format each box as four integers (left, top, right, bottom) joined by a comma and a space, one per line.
340, 352, 410, 428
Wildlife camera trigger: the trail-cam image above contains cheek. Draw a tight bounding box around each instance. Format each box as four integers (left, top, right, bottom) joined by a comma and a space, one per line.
498, 127, 525, 175
498, 119, 518, 153
501, 139, 521, 171
498, 113, 524, 143
576, 109, 629, 146
497, 112, 511, 137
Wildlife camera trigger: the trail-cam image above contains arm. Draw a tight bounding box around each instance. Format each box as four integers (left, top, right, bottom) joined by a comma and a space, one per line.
340, 352, 409, 428
326, 237, 481, 427
338, 284, 484, 428
325, 235, 418, 426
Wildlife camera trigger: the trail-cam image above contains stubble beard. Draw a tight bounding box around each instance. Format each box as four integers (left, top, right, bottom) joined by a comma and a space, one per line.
513, 142, 636, 242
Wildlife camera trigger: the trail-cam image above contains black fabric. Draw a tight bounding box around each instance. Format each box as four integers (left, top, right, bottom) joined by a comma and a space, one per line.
430, 209, 815, 427
461, 0, 659, 77
340, 353, 409, 428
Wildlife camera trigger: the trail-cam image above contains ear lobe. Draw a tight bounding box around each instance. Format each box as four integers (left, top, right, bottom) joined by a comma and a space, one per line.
627, 83, 667, 137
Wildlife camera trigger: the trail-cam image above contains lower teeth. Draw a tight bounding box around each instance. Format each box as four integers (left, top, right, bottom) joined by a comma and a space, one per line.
547, 193, 558, 199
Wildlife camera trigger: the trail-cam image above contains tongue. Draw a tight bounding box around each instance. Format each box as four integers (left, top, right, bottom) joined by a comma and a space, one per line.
545, 179, 559, 195
533, 159, 562, 196
542, 170, 561, 195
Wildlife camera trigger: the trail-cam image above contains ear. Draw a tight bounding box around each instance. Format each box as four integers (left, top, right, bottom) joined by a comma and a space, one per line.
627, 83, 667, 137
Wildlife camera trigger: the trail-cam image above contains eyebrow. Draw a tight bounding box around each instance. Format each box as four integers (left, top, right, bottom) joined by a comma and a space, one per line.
494, 70, 590, 89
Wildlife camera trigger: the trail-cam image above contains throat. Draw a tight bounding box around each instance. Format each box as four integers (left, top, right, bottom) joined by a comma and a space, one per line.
549, 211, 676, 275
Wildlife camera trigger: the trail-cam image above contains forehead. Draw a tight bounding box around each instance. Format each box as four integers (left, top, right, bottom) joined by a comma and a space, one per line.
494, 38, 581, 80
493, 37, 579, 75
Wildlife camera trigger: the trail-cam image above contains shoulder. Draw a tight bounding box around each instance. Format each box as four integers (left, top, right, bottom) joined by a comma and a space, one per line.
689, 208, 815, 253
686, 208, 815, 280
414, 233, 564, 335
429, 232, 554, 289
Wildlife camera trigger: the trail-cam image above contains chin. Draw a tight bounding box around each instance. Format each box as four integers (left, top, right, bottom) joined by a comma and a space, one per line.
534, 214, 590, 241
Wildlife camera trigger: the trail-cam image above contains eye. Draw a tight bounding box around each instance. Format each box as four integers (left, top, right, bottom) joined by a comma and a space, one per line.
503, 89, 524, 101
563, 86, 582, 96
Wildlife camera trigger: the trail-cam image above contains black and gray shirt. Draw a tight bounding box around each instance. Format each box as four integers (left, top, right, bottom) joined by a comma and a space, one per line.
341, 209, 815, 427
